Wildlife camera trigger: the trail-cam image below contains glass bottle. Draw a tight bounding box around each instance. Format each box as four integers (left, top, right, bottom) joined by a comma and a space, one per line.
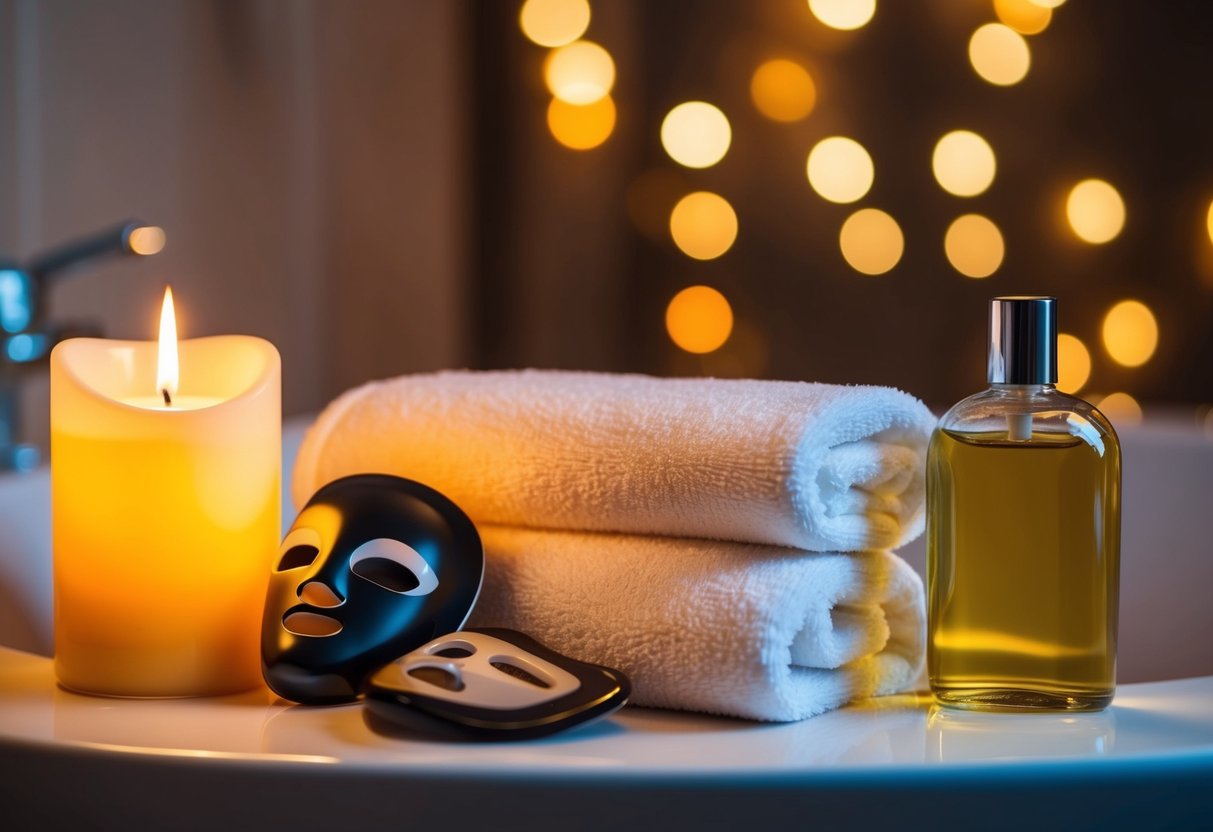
928, 296, 1120, 711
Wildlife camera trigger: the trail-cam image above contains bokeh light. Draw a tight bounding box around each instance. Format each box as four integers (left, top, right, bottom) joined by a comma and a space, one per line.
1102, 299, 1158, 367
839, 208, 903, 275
1026, 0, 1066, 8
750, 59, 817, 123
1206, 199, 1213, 246
1095, 392, 1143, 427
932, 130, 997, 197
807, 0, 876, 31
969, 23, 1031, 86
547, 95, 616, 150
544, 40, 615, 104
666, 285, 734, 354
661, 102, 732, 169
944, 214, 1004, 278
519, 0, 591, 48
1056, 333, 1091, 394
669, 192, 738, 261
806, 137, 874, 204
994, 0, 1052, 35
1066, 179, 1125, 244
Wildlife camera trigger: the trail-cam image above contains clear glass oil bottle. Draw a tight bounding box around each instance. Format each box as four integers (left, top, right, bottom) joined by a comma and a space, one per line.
928, 296, 1121, 711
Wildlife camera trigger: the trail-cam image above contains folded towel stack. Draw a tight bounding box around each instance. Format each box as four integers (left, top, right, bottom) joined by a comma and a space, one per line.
467, 528, 925, 722
295, 370, 932, 551
294, 370, 935, 722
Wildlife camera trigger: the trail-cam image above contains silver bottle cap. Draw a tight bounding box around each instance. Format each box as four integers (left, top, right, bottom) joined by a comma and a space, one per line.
988, 296, 1057, 385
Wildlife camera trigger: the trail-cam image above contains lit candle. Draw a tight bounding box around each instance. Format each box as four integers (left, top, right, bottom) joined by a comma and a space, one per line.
50, 288, 280, 697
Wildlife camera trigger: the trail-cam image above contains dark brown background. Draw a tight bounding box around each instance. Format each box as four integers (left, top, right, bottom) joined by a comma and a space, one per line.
2, 0, 1211, 459
473, 0, 1213, 408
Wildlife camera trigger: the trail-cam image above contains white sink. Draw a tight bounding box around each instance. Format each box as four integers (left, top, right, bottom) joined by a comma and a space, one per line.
1, 416, 1211, 830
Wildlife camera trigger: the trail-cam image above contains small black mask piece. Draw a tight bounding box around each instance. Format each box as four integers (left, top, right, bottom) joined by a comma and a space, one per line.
261, 474, 483, 705
364, 628, 631, 741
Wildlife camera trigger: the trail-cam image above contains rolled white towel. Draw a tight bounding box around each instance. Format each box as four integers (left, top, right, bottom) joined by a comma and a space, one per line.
293, 370, 935, 552
466, 526, 926, 722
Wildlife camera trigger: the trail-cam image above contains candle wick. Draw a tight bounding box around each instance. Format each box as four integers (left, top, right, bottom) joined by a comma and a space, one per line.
162, 389, 173, 407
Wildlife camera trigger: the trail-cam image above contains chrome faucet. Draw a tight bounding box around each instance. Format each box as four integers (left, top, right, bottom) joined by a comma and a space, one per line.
0, 220, 165, 471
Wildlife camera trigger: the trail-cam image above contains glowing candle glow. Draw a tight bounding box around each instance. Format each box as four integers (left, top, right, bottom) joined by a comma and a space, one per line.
50, 288, 280, 697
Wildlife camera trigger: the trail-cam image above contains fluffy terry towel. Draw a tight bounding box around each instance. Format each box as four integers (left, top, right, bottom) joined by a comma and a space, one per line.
466, 527, 926, 722
293, 370, 935, 552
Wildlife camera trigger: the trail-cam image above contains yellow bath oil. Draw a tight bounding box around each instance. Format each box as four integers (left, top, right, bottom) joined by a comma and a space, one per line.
928, 297, 1120, 711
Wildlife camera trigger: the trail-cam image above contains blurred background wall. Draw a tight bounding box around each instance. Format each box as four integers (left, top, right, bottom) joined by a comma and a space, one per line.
2, 0, 1212, 460
479, 0, 1213, 414
0, 0, 468, 455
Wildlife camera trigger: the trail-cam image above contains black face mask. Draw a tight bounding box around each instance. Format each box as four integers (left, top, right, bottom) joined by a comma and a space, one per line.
261, 474, 483, 705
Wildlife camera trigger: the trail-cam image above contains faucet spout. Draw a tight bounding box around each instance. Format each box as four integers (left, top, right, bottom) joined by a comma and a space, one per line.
24, 220, 164, 329
27, 220, 164, 284
0, 220, 165, 471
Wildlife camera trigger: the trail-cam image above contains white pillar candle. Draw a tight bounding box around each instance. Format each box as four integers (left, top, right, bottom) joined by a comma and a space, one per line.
50, 291, 280, 697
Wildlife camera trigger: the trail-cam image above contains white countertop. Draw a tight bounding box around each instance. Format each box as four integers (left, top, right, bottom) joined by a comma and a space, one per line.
4, 642, 1212, 830
3, 645, 1212, 778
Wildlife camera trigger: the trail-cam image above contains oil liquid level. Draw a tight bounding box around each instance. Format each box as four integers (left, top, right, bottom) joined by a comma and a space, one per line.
928, 429, 1120, 711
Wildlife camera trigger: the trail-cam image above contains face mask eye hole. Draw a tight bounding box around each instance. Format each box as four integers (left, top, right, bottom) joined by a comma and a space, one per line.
348, 538, 439, 595
277, 545, 319, 572
491, 660, 552, 689
408, 666, 464, 692
351, 557, 421, 593
425, 639, 477, 659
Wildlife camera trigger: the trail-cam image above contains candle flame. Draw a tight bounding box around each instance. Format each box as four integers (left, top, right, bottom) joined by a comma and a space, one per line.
157, 287, 178, 403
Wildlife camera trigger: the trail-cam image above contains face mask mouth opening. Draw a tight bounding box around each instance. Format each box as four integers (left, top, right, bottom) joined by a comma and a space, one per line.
282, 610, 343, 637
